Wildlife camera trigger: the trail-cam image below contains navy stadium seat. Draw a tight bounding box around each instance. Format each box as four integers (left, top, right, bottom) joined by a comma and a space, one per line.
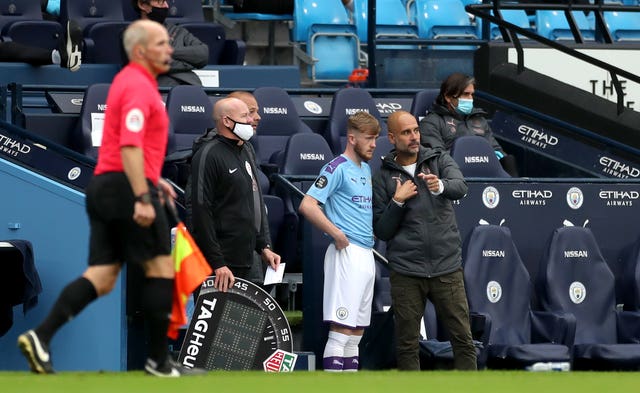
536, 225, 640, 370
372, 245, 391, 313
324, 87, 387, 155
121, 0, 244, 65
450, 136, 511, 178
409, 88, 439, 121
463, 224, 574, 369
163, 85, 213, 187
369, 135, 394, 174
276, 133, 333, 179
220, 0, 292, 65
272, 133, 332, 273
165, 85, 214, 157
73, 83, 111, 158
251, 86, 313, 165
257, 166, 271, 195
263, 193, 299, 273
60, 0, 129, 64
0, 0, 63, 50
617, 235, 640, 311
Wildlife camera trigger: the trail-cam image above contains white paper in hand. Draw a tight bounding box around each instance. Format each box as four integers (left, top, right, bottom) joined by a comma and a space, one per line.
264, 263, 286, 285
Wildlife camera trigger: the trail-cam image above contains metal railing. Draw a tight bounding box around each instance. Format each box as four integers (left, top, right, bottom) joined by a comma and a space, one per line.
465, 1, 640, 115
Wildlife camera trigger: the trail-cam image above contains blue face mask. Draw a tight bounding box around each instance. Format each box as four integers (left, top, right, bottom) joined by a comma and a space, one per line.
456, 98, 473, 115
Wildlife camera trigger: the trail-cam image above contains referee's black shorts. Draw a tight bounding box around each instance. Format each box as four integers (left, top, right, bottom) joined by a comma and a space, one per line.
85, 172, 171, 266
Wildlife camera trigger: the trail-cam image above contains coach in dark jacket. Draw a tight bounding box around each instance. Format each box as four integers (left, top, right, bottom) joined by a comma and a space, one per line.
373, 110, 476, 371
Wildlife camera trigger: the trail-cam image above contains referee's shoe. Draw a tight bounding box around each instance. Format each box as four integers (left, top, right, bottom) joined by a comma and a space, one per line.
17, 330, 54, 374
145, 357, 208, 377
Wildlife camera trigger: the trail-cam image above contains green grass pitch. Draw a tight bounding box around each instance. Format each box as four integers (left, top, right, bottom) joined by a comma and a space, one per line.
0, 370, 637, 393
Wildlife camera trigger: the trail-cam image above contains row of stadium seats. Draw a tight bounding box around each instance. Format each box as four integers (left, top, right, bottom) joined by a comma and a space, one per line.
0, 0, 244, 65
375, 224, 640, 370
73, 84, 512, 183
252, 0, 640, 81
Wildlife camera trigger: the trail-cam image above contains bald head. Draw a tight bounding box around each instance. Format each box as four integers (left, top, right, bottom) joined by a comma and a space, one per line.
386, 110, 420, 161
387, 111, 417, 135
228, 91, 261, 131
214, 97, 251, 141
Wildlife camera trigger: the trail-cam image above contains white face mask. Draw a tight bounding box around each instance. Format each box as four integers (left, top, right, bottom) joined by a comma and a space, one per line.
228, 118, 254, 141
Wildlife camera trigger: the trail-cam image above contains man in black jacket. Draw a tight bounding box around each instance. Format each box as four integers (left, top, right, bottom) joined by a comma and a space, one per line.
189, 97, 280, 292
372, 110, 476, 371
132, 0, 208, 86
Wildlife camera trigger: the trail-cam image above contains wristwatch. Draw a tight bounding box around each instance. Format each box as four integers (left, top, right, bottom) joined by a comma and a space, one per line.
135, 192, 152, 204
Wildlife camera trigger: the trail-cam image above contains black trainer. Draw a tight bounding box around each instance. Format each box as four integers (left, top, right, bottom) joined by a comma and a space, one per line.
17, 330, 55, 374
60, 20, 82, 72
144, 357, 208, 377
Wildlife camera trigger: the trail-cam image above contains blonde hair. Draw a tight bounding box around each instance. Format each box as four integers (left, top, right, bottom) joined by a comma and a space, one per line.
347, 111, 380, 136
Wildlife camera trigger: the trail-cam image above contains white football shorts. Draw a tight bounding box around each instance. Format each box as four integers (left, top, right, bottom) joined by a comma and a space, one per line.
323, 242, 375, 328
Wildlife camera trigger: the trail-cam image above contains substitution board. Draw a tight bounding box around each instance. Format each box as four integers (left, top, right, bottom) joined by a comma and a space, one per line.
178, 277, 294, 370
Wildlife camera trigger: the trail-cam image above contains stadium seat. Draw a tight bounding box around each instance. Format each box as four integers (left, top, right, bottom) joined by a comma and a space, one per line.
220, 0, 292, 66
251, 86, 313, 165
276, 133, 333, 178
409, 88, 439, 120
272, 132, 333, 223
463, 224, 574, 369
60, 0, 129, 64
272, 133, 333, 273
481, 9, 533, 41
605, 11, 640, 41
450, 135, 511, 178
324, 87, 387, 155
121, 0, 138, 21
165, 85, 214, 157
257, 166, 271, 195
263, 193, 298, 269
418, 299, 487, 370
73, 83, 111, 158
413, 0, 478, 48
535, 10, 595, 42
166, 0, 245, 65
372, 249, 391, 313
0, 0, 63, 50
616, 236, 640, 311
163, 85, 213, 187
369, 135, 394, 174
536, 225, 640, 370
291, 0, 360, 83
351, 0, 419, 44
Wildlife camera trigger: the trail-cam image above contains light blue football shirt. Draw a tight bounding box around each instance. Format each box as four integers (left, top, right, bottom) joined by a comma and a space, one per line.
306, 154, 374, 249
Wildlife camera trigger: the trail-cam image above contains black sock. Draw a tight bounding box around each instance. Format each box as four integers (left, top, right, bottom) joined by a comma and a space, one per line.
35, 277, 98, 345
143, 277, 174, 365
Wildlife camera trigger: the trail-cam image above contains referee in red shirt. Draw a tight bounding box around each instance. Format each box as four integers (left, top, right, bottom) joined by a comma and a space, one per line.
18, 20, 202, 377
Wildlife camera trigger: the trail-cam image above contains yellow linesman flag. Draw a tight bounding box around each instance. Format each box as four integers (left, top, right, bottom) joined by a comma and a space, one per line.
168, 222, 212, 339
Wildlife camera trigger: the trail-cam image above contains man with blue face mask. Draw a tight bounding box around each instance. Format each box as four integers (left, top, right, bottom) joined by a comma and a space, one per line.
419, 73, 519, 177
189, 97, 281, 293
132, 0, 208, 86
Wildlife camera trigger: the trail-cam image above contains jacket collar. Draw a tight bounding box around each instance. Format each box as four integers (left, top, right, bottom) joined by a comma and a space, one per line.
382, 146, 439, 172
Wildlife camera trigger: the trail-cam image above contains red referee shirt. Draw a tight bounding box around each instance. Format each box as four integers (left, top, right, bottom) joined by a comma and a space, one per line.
94, 63, 168, 185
